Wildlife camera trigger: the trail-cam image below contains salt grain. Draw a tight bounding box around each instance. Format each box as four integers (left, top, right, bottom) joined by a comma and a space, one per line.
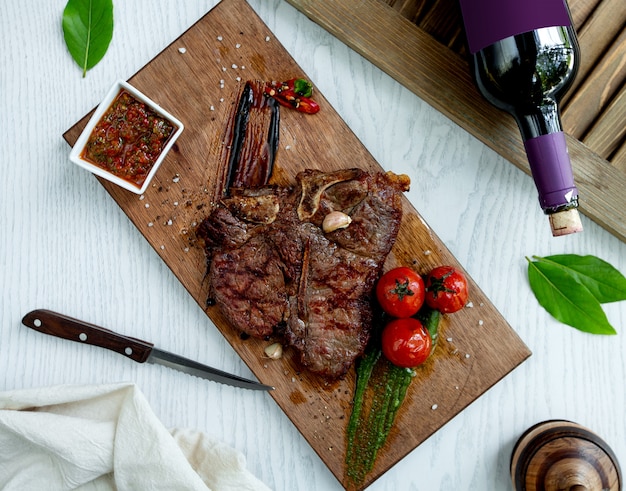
478, 319, 484, 326
423, 250, 432, 255
178, 47, 186, 54
139, 195, 145, 200
231, 63, 238, 69
265, 36, 270, 42
466, 301, 473, 308
235, 43, 241, 48
145, 203, 150, 208
148, 222, 153, 227
431, 404, 438, 410
210, 105, 215, 111
217, 35, 223, 41
465, 353, 471, 358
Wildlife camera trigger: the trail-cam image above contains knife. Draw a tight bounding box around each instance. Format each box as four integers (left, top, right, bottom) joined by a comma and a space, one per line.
22, 309, 274, 391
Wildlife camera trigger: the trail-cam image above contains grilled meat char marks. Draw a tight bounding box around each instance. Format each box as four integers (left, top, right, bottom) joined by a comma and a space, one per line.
197, 168, 409, 378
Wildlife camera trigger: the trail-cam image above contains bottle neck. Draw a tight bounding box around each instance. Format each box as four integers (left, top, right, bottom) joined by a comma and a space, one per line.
523, 130, 578, 213
513, 99, 564, 141
510, 99, 578, 213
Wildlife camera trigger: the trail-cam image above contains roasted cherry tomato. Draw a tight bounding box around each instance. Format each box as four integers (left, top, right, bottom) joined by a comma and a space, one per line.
381, 318, 432, 368
375, 267, 425, 318
424, 266, 469, 314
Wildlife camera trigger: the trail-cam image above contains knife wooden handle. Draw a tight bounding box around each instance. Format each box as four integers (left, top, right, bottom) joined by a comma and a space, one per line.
22, 309, 154, 363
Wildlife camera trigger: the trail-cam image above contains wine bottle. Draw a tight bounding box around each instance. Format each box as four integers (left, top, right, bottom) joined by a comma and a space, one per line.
458, 0, 583, 236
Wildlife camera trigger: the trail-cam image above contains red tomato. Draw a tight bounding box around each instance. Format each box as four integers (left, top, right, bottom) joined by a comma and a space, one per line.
424, 266, 469, 314
375, 267, 425, 318
381, 318, 432, 368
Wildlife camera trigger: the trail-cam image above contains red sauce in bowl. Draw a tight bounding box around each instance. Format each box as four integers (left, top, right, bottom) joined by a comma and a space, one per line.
81, 89, 176, 188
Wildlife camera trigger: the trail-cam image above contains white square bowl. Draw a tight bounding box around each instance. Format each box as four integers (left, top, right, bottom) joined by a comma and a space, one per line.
69, 80, 184, 194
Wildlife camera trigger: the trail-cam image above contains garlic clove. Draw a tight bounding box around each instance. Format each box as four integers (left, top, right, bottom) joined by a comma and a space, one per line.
264, 342, 283, 360
322, 211, 352, 233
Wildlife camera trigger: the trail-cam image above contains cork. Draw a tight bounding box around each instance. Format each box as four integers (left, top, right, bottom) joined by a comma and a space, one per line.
549, 208, 583, 236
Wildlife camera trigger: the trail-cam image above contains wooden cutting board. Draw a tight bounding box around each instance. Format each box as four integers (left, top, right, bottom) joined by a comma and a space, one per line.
63, 0, 531, 488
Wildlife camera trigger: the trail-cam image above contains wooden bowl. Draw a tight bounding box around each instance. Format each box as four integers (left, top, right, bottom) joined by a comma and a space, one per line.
511, 420, 622, 491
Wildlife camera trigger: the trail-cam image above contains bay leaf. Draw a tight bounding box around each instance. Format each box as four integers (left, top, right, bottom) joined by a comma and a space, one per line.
535, 254, 626, 304
62, 0, 114, 77
527, 258, 616, 335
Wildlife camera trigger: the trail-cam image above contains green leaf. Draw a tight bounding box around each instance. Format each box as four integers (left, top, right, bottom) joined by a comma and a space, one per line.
527, 258, 616, 335
535, 254, 626, 304
62, 0, 114, 77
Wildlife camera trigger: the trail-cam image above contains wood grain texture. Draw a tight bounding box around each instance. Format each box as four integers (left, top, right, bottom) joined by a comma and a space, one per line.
510, 420, 622, 491
62, 0, 530, 488
612, 139, 626, 171
583, 85, 626, 159
570, 0, 603, 27
285, 0, 626, 244
562, 27, 626, 139
562, 0, 626, 104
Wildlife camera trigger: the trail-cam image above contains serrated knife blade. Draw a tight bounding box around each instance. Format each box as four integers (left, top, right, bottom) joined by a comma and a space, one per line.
22, 309, 274, 391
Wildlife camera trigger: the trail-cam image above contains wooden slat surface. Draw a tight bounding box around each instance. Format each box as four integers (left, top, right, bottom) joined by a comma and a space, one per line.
612, 132, 626, 169
564, 0, 626, 99
583, 86, 626, 161
570, 0, 603, 26
286, 0, 626, 243
562, 27, 626, 139
62, 0, 531, 488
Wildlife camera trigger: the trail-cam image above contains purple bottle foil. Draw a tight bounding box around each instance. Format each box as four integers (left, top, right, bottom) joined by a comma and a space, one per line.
524, 132, 578, 210
458, 0, 571, 53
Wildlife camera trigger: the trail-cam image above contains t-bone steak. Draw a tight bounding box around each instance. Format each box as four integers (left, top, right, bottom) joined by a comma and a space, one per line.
197, 168, 410, 378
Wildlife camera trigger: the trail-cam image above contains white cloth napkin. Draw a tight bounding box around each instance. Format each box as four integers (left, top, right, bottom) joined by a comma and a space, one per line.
0, 382, 271, 491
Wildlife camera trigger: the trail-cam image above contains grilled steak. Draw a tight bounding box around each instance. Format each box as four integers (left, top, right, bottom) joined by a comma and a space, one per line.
197, 168, 409, 378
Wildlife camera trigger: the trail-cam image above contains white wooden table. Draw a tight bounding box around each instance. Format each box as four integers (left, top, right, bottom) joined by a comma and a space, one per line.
1, 1, 625, 489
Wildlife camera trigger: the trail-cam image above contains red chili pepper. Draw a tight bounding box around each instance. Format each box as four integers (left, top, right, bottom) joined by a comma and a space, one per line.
265, 78, 320, 114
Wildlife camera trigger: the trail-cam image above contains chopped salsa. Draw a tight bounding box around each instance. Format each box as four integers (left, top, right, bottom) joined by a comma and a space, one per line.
81, 89, 176, 188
